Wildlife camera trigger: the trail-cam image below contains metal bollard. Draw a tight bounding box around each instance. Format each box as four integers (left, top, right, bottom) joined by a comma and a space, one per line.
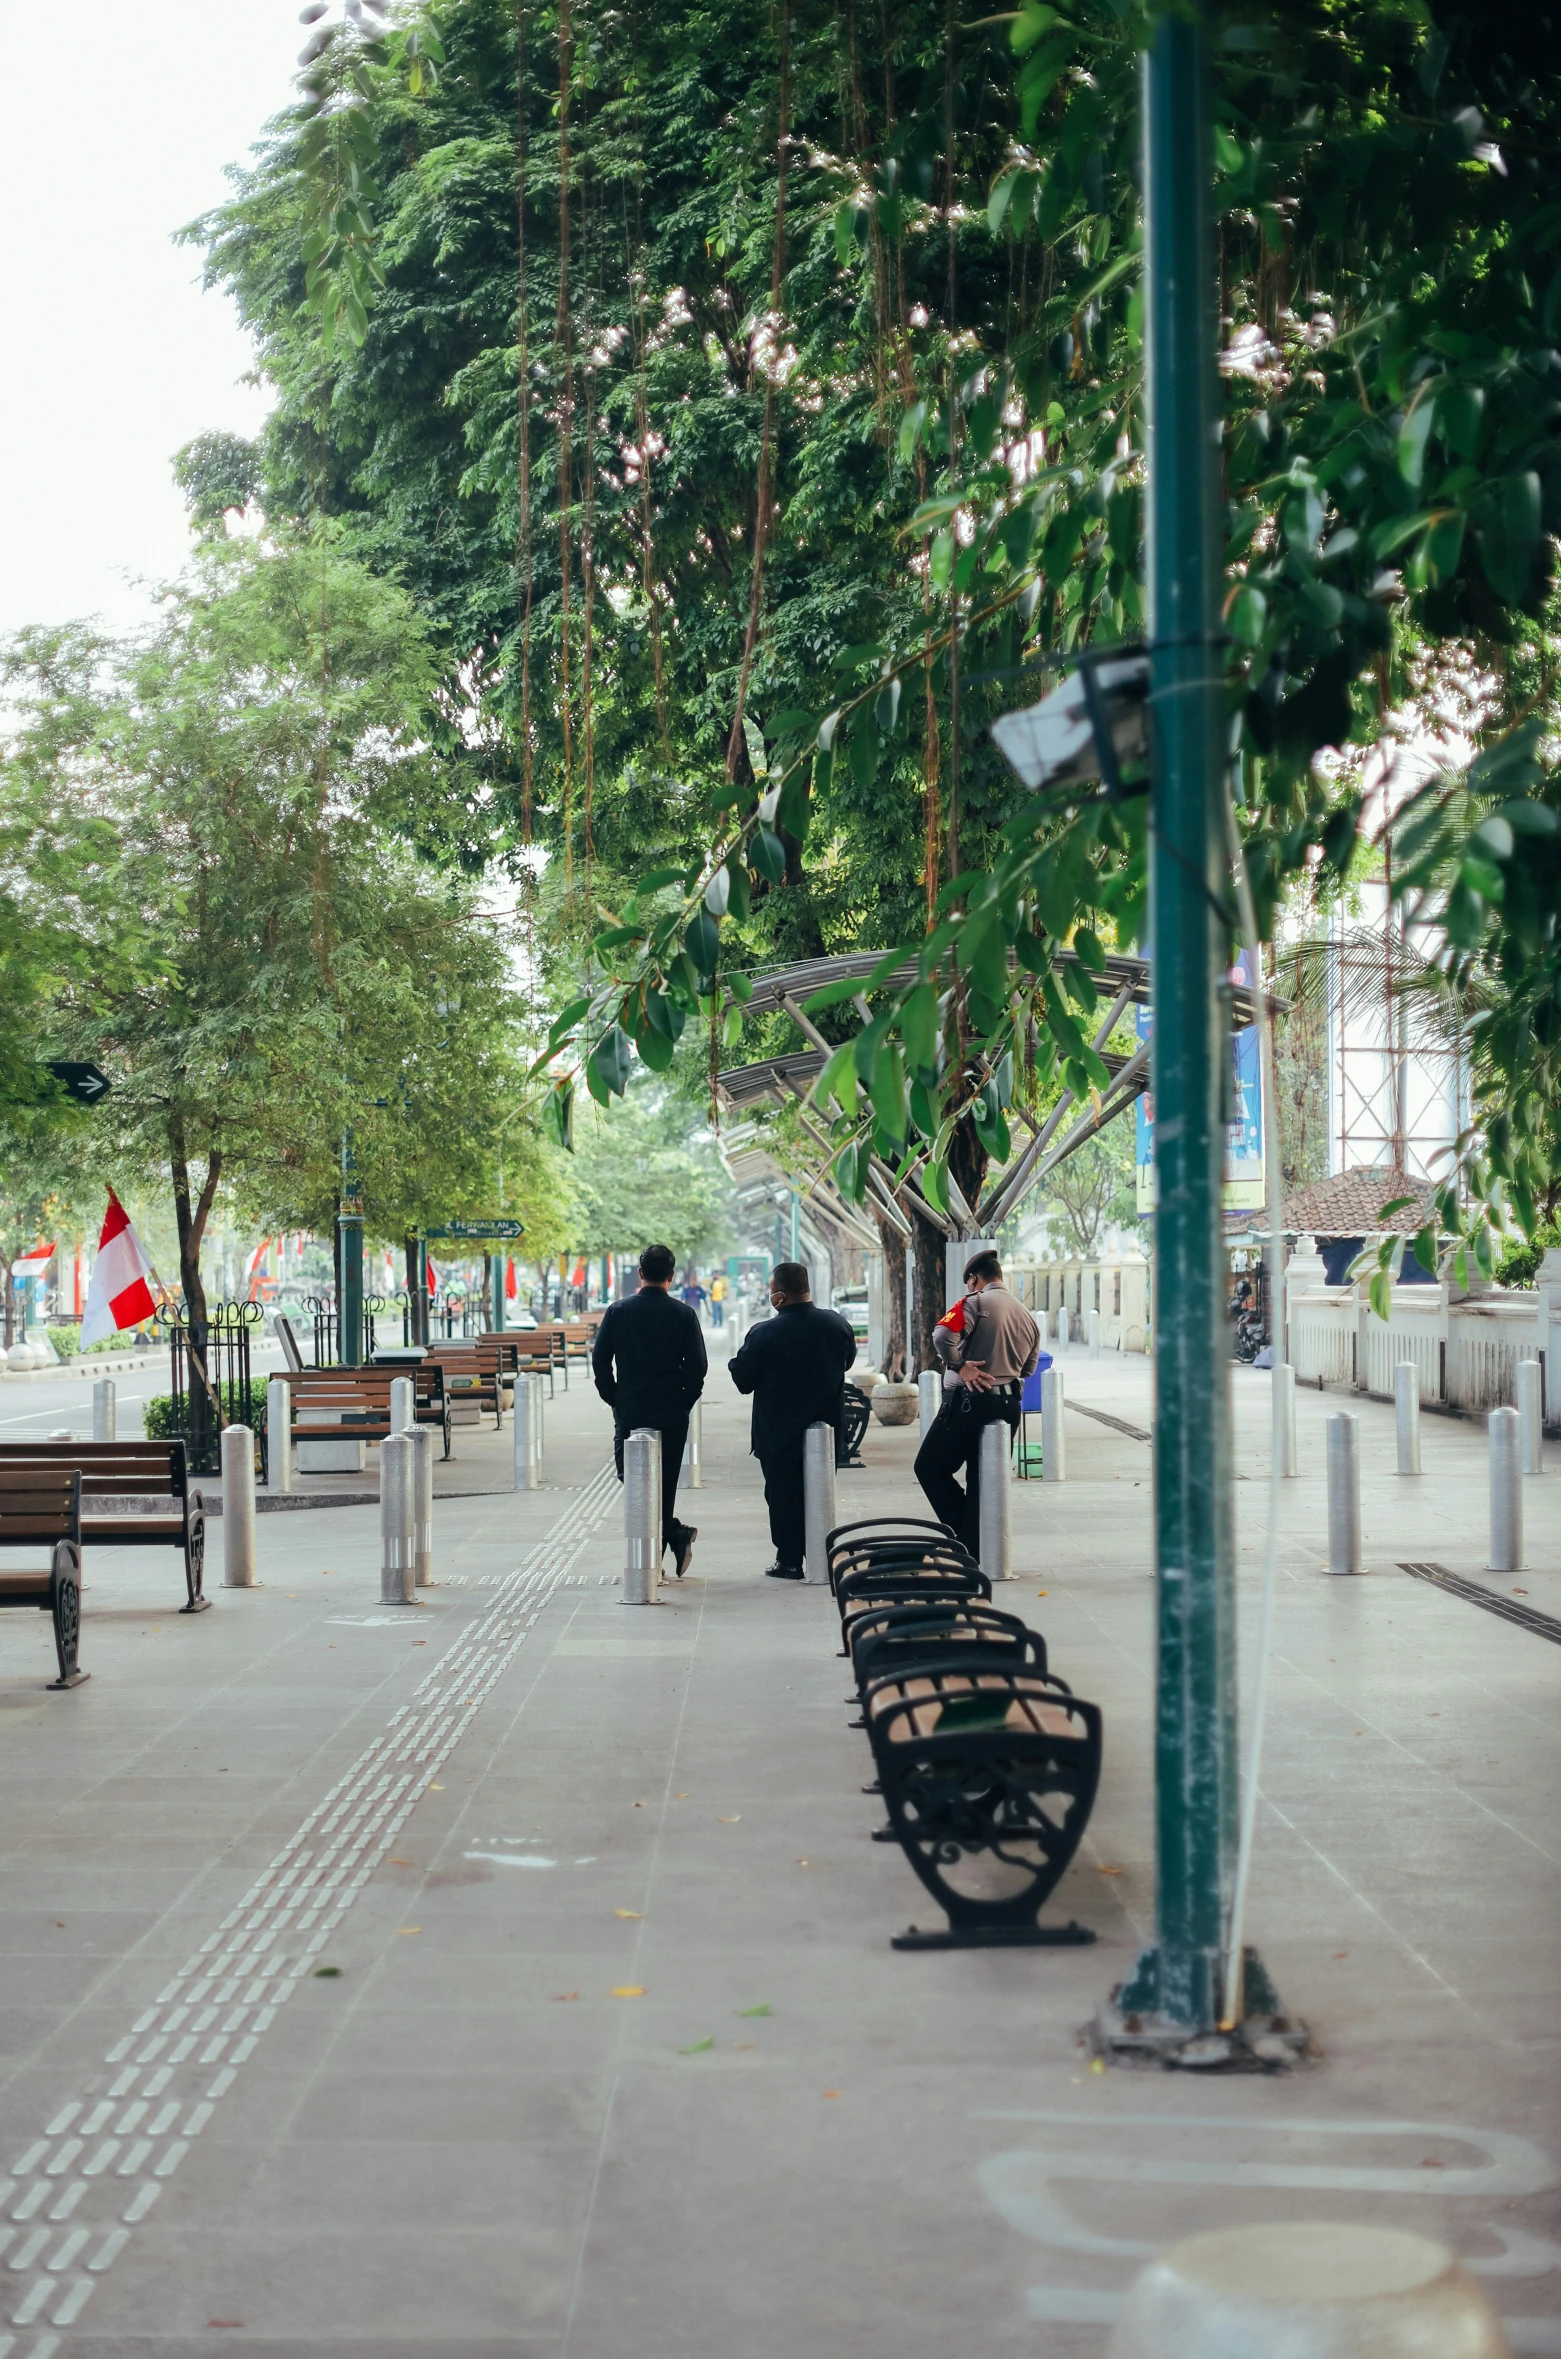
221, 1424, 258, 1588
803, 1421, 837, 1586
687, 1398, 704, 1490
1053, 1307, 1068, 1352
1041, 1366, 1066, 1482
1086, 1308, 1101, 1359
977, 1417, 1013, 1580
92, 1377, 116, 1443
1326, 1411, 1361, 1575
408, 1425, 434, 1587
514, 1372, 544, 1490
918, 1368, 941, 1441
622, 1427, 662, 1604
1517, 1357, 1543, 1476
267, 1375, 293, 1493
1395, 1361, 1421, 1477
1490, 1405, 1524, 1573
379, 1430, 416, 1604
389, 1375, 415, 1435
1273, 1362, 1297, 1479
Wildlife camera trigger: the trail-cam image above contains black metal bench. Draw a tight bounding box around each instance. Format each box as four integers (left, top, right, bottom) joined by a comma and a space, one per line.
0, 1441, 208, 1613
836, 1384, 872, 1469
825, 1514, 1102, 1951
0, 1470, 87, 1689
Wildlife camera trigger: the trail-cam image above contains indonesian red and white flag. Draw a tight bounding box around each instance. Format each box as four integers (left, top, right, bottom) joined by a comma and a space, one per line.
80, 1189, 158, 1347
504, 1257, 518, 1301
11, 1241, 56, 1282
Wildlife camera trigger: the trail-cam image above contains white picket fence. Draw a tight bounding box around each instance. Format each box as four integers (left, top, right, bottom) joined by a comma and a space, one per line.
1289, 1282, 1553, 1423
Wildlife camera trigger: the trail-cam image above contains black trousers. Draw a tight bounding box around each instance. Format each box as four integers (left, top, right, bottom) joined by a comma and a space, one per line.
613, 1414, 691, 1560
913, 1387, 1020, 1553
757, 1440, 806, 1570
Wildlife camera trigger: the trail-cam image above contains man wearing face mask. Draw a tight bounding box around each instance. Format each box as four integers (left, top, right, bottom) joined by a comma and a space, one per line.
727, 1261, 857, 1580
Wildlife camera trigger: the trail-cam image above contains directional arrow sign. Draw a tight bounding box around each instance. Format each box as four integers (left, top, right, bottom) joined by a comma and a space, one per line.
425, 1218, 526, 1241
47, 1060, 112, 1106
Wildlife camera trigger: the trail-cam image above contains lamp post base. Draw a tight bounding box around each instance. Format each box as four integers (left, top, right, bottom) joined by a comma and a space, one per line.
1092, 1946, 1308, 2071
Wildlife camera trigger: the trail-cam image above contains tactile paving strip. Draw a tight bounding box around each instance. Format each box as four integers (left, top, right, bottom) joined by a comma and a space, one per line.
0, 1462, 621, 2354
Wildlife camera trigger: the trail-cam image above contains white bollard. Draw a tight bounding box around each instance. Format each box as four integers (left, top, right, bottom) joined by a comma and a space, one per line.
514, 1372, 544, 1490
1107, 2222, 1510, 2359
977, 1417, 1012, 1580
1394, 1362, 1420, 1477
1041, 1366, 1067, 1482
1273, 1362, 1297, 1479
221, 1424, 258, 1589
1517, 1356, 1543, 1476
1053, 1306, 1068, 1351
803, 1421, 837, 1587
1490, 1405, 1523, 1573
687, 1398, 704, 1490
918, 1369, 941, 1440
389, 1375, 415, 1435
408, 1425, 434, 1587
379, 1430, 416, 1604
622, 1427, 661, 1604
91, 1377, 116, 1443
728, 1301, 745, 1352
1326, 1412, 1361, 1575
1086, 1308, 1101, 1359
267, 1375, 293, 1494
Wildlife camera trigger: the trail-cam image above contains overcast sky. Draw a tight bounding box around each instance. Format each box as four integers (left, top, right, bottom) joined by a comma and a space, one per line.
0, 0, 303, 640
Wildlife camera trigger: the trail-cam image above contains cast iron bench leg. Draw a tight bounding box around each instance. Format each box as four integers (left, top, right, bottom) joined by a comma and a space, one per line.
47, 1540, 89, 1690
181, 1500, 210, 1613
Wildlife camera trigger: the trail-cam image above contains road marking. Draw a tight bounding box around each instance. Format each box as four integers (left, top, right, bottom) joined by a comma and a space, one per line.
0, 1465, 619, 2347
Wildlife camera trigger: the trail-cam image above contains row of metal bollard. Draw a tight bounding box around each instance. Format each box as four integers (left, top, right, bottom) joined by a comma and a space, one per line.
1324, 1357, 1541, 1576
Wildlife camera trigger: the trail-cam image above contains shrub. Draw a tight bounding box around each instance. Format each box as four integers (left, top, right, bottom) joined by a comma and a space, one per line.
143, 1381, 271, 1438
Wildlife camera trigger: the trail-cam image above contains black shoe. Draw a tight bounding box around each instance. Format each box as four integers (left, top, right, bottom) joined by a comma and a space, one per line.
675, 1527, 697, 1578
764, 1562, 805, 1581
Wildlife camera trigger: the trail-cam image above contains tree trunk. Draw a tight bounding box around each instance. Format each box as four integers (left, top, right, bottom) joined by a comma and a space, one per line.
876, 1212, 907, 1383
1, 1253, 12, 1350
170, 1117, 222, 1468
911, 1208, 946, 1374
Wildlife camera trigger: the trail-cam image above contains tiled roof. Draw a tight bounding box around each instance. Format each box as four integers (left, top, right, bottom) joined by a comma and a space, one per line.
1285, 1167, 1433, 1238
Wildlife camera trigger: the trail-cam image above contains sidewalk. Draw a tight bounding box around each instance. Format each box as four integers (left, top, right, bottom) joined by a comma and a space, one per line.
0, 1339, 1556, 2354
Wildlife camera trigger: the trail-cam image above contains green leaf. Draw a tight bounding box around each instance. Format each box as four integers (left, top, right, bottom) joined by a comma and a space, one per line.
541, 1079, 575, 1151
1368, 1269, 1392, 1322
737, 2003, 772, 2017
1397, 395, 1436, 490
685, 911, 720, 978
677, 2036, 715, 2055
813, 1041, 859, 1119
751, 827, 787, 885
586, 1024, 632, 1102
875, 677, 902, 736
547, 995, 591, 1051
1477, 472, 1542, 606
900, 982, 940, 1077
1010, 5, 1057, 55
635, 1022, 675, 1072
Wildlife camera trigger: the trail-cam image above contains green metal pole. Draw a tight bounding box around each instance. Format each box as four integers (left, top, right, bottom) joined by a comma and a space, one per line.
338, 1128, 364, 1368
1117, 0, 1236, 2037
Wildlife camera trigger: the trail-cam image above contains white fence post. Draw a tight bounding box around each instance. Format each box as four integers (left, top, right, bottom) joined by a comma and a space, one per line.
91, 1377, 116, 1443
1395, 1362, 1421, 1478
978, 1418, 1012, 1580
1326, 1412, 1361, 1575
918, 1369, 941, 1440
622, 1428, 661, 1604
221, 1425, 258, 1588
1041, 1367, 1066, 1482
803, 1421, 836, 1586
1490, 1406, 1524, 1573
1517, 1357, 1543, 1475
389, 1376, 415, 1434
514, 1372, 544, 1490
1086, 1308, 1101, 1358
687, 1399, 704, 1490
379, 1431, 416, 1604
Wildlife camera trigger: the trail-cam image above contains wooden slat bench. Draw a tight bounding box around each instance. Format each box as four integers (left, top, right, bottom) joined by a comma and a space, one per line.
286, 1367, 454, 1460
0, 1469, 87, 1688
0, 1441, 208, 1613
422, 1345, 504, 1429
480, 1330, 559, 1397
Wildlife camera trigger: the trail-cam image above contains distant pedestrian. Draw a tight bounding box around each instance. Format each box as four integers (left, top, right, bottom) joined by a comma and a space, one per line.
728, 1261, 856, 1579
591, 1242, 707, 1578
680, 1272, 707, 1318
710, 1274, 726, 1330
914, 1250, 1039, 1554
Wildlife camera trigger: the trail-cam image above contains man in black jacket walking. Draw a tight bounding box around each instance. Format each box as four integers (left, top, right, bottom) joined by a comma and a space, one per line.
591, 1242, 707, 1578
728, 1262, 856, 1579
